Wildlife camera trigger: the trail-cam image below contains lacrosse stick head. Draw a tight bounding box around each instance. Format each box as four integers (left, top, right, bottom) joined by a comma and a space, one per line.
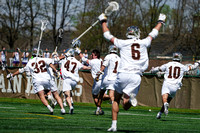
105, 1, 119, 16
41, 19, 48, 31
71, 38, 81, 48
58, 28, 64, 38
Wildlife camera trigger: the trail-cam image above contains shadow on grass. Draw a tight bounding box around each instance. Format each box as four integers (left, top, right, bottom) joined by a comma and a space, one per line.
95, 127, 146, 132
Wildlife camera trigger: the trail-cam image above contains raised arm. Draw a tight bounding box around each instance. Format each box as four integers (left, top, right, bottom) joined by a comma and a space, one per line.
98, 14, 115, 44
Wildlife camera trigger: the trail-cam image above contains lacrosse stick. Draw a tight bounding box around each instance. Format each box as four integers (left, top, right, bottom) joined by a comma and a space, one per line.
36, 20, 48, 58
56, 28, 64, 48
71, 1, 119, 47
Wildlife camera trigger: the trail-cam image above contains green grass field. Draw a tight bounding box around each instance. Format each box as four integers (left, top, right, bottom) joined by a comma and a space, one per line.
0, 97, 200, 133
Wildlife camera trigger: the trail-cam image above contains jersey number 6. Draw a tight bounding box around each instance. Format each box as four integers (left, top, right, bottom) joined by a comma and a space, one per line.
131, 43, 140, 60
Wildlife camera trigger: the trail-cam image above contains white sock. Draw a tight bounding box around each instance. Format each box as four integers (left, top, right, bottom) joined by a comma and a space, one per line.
111, 120, 117, 128
97, 107, 100, 111
47, 105, 51, 109
71, 97, 73, 104
47, 105, 53, 112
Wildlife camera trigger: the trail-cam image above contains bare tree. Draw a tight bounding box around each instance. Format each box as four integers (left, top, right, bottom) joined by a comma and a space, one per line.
0, 0, 25, 49
43, 0, 81, 50
22, 0, 42, 50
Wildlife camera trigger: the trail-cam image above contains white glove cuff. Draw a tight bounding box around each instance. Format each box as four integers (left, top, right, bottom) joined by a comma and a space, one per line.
149, 29, 158, 39
103, 31, 114, 41
19, 68, 25, 73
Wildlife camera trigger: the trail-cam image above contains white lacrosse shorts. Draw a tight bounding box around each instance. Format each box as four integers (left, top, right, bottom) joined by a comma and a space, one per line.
33, 80, 58, 94
161, 81, 180, 98
92, 79, 101, 95
62, 78, 77, 92
114, 72, 141, 96
101, 78, 115, 90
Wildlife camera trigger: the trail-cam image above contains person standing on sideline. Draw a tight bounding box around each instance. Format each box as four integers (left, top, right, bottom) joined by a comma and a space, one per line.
82, 49, 89, 66
98, 13, 166, 131
12, 48, 21, 67
150, 52, 200, 119
0, 46, 7, 70
43, 48, 50, 58
21, 48, 30, 67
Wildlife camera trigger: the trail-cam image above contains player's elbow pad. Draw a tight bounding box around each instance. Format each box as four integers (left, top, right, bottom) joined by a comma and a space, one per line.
149, 29, 158, 39
103, 31, 114, 41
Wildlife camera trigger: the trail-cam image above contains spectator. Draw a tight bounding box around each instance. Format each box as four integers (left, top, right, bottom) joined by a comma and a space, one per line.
21, 48, 30, 67
82, 49, 89, 66
12, 48, 21, 67
0, 46, 7, 70
43, 48, 50, 58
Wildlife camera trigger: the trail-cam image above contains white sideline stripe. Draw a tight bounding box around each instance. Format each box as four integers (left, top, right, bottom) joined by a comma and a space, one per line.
0, 107, 16, 109
119, 112, 200, 120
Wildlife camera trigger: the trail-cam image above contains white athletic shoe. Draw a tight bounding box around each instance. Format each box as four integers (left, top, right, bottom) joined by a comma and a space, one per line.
164, 102, 169, 115
129, 93, 137, 107
107, 127, 117, 132
61, 108, 66, 115
47, 105, 54, 115
95, 110, 99, 115
69, 106, 74, 114
156, 111, 162, 119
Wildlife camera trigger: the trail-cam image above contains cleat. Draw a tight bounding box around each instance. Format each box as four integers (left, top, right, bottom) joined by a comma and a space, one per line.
47, 105, 54, 114
156, 111, 162, 119
107, 127, 117, 132
61, 108, 66, 115
164, 103, 169, 115
99, 110, 104, 115
95, 110, 99, 115
129, 93, 137, 107
69, 107, 74, 114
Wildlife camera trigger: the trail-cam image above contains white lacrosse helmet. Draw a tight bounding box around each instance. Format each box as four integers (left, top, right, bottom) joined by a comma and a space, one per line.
126, 26, 140, 39
71, 38, 81, 48
109, 45, 118, 53
32, 48, 43, 57
64, 48, 74, 57
173, 52, 182, 62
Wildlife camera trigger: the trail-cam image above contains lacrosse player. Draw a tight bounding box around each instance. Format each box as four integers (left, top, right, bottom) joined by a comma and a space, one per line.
76, 48, 104, 114
59, 48, 90, 114
98, 13, 166, 131
12, 48, 21, 67
7, 49, 65, 115
150, 52, 200, 119
95, 45, 120, 115
0, 46, 7, 71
